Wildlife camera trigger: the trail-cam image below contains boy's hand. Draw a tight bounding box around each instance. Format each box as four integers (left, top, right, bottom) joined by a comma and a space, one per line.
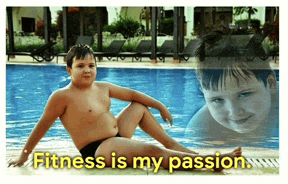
8, 153, 29, 167
160, 105, 173, 126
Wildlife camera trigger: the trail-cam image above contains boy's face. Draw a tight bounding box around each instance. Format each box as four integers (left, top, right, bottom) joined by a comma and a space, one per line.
67, 54, 97, 87
202, 74, 272, 133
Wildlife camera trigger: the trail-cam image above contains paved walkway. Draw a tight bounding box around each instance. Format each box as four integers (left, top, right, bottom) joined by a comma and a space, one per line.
6, 55, 279, 69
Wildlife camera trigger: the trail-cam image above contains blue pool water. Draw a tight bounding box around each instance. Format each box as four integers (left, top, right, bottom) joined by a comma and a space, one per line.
6, 64, 279, 149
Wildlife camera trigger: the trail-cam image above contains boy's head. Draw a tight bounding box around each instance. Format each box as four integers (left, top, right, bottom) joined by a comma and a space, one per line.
66, 44, 95, 68
195, 31, 277, 133
66, 44, 97, 87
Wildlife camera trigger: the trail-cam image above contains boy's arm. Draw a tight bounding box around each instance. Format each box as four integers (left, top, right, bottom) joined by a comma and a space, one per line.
9, 90, 67, 166
106, 83, 172, 125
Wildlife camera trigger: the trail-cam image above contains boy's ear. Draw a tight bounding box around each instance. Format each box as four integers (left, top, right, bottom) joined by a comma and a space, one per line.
66, 66, 71, 75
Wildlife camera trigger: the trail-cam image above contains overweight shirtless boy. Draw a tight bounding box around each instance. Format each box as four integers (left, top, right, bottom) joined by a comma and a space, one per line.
10, 44, 241, 171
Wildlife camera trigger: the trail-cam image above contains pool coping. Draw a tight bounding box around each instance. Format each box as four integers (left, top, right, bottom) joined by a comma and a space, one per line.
6, 62, 280, 71
6, 147, 280, 158
6, 62, 197, 70
6, 147, 279, 175
6, 55, 279, 70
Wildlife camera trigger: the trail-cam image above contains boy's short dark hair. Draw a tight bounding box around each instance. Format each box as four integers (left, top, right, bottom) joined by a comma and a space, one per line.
195, 31, 275, 91
196, 60, 275, 91
66, 44, 95, 68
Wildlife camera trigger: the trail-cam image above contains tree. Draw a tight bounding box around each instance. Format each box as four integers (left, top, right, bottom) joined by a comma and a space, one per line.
233, 7, 258, 27
159, 18, 173, 35
262, 7, 279, 45
35, 19, 58, 40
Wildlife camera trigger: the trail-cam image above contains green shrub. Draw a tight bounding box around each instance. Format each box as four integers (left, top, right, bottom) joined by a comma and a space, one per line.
53, 44, 64, 53
103, 15, 145, 39
13, 44, 47, 52
262, 38, 279, 53
103, 25, 117, 35
159, 18, 174, 36
122, 40, 139, 52
234, 19, 261, 27
90, 44, 109, 52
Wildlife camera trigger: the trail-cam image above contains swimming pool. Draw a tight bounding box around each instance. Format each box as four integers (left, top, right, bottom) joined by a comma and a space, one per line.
6, 64, 279, 149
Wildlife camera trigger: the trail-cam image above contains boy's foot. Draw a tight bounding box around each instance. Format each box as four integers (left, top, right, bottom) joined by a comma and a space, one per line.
230, 147, 242, 157
213, 147, 242, 172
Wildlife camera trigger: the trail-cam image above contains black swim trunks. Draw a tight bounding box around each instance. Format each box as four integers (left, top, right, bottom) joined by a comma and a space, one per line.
79, 133, 121, 164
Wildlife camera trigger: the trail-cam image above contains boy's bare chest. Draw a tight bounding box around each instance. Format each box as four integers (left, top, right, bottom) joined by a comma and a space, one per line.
68, 89, 111, 114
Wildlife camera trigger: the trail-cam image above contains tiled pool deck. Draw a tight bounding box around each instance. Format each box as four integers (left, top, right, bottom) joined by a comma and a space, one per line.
6, 56, 279, 175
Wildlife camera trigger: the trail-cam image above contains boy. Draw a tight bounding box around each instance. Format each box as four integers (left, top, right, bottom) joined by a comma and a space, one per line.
185, 32, 279, 143
10, 44, 241, 171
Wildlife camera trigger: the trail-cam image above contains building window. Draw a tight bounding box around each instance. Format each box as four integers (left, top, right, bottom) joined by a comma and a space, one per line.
21, 17, 35, 33
164, 10, 173, 18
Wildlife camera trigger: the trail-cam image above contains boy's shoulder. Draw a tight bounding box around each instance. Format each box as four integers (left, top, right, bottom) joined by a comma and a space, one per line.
185, 105, 213, 133
186, 105, 214, 127
94, 81, 111, 86
50, 87, 70, 100
185, 105, 230, 136
93, 81, 117, 89
55, 85, 72, 93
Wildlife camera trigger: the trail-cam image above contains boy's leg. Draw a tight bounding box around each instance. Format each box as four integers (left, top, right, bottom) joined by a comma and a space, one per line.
116, 102, 198, 154
95, 137, 242, 170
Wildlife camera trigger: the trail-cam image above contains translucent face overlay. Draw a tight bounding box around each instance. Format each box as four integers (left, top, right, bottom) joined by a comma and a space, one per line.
67, 54, 97, 87
202, 74, 272, 133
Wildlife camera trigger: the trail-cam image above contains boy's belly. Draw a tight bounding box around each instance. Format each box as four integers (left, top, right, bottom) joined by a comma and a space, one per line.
61, 111, 119, 150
